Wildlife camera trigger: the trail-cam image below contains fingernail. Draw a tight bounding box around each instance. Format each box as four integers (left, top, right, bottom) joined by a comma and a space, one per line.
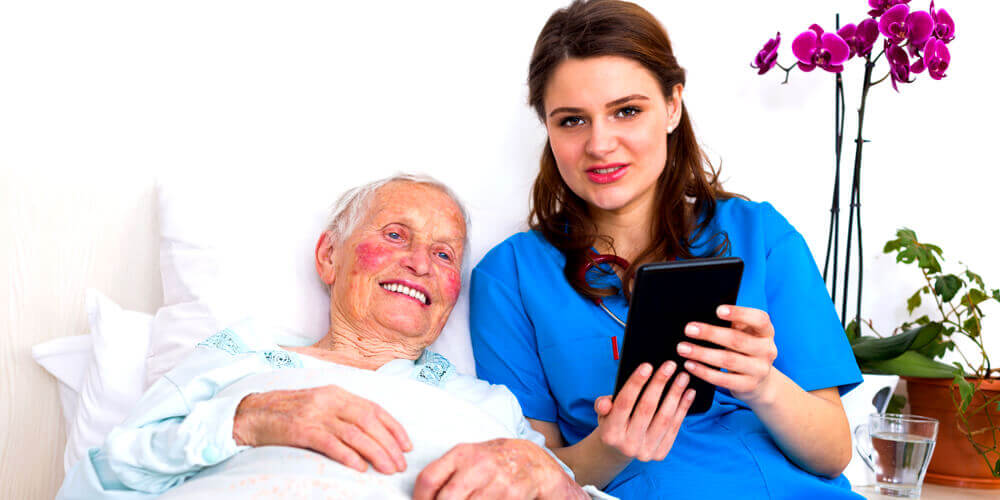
686, 389, 696, 400
677, 372, 689, 385
718, 306, 730, 317
685, 324, 699, 337
684, 361, 696, 372
662, 361, 676, 374
640, 364, 652, 376
677, 343, 691, 355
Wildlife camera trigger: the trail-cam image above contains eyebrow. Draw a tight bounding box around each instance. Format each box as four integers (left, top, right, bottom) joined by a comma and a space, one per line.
547, 94, 650, 117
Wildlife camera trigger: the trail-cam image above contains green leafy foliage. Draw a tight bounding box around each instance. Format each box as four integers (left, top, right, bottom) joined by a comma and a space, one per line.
886, 394, 907, 414
861, 351, 956, 378
960, 289, 989, 309
851, 323, 943, 361
953, 373, 974, 413
907, 290, 922, 313
934, 274, 963, 302
963, 317, 981, 338
845, 319, 859, 343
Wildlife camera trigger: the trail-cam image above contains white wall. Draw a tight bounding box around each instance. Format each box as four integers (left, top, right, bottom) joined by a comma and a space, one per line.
2, 0, 997, 495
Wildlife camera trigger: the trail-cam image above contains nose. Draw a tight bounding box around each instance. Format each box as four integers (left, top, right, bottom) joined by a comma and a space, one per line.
585, 121, 617, 158
401, 244, 431, 276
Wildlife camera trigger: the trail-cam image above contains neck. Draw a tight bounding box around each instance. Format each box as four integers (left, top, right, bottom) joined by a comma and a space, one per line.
303, 313, 425, 371
590, 188, 657, 263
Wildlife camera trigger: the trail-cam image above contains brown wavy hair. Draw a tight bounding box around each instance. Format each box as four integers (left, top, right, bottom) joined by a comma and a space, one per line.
528, 0, 744, 301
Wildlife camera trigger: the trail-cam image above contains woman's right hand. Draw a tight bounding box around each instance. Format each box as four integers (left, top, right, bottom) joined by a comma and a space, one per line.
592, 361, 695, 462
232, 385, 412, 474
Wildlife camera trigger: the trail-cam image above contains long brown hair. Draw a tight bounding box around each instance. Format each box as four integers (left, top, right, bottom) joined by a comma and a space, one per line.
528, 0, 743, 301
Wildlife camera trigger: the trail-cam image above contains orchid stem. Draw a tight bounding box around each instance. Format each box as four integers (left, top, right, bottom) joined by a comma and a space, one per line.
871, 73, 891, 86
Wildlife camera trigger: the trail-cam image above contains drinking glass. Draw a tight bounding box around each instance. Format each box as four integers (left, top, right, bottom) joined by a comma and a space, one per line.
854, 413, 939, 498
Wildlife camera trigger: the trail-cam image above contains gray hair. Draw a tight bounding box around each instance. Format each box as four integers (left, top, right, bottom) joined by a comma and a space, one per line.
323, 173, 471, 273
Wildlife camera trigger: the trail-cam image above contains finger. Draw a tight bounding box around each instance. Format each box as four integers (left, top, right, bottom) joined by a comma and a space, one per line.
333, 420, 400, 474
608, 363, 653, 428
413, 453, 458, 500
685, 322, 762, 357
435, 462, 492, 500
626, 361, 676, 438
594, 396, 613, 417
297, 427, 368, 472
718, 305, 773, 336
349, 406, 408, 471
645, 371, 689, 443
653, 388, 696, 460
375, 405, 413, 452
683, 360, 758, 392
677, 341, 755, 374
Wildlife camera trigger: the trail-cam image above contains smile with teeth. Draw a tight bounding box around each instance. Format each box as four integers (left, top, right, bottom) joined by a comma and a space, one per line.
590, 165, 625, 174
380, 282, 429, 305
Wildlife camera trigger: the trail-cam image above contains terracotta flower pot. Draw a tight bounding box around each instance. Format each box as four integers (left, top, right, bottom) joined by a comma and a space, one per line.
903, 376, 1000, 489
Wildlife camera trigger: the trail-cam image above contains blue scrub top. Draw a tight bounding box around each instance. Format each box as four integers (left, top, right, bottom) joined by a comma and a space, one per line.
470, 198, 863, 500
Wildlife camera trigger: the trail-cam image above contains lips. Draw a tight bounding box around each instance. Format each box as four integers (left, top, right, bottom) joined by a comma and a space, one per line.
586, 163, 629, 184
379, 280, 431, 306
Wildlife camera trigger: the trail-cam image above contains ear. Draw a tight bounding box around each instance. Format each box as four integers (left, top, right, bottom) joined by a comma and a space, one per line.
666, 83, 684, 133
315, 231, 338, 286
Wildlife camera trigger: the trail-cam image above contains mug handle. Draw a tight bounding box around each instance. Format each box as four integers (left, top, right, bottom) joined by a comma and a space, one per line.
853, 423, 875, 473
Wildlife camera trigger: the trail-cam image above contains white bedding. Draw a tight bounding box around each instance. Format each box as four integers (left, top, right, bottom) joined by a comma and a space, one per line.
155, 366, 610, 499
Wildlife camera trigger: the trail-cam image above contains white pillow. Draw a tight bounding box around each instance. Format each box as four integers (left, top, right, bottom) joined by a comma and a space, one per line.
31, 334, 93, 436
146, 172, 480, 387
64, 289, 153, 473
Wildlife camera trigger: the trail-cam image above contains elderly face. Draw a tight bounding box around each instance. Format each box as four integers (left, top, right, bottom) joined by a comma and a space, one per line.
318, 181, 465, 347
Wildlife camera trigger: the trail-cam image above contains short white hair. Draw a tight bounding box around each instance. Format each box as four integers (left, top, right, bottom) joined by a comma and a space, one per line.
324, 173, 471, 265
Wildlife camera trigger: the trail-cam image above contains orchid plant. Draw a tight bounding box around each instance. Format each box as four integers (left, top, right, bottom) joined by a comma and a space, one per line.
751, 0, 956, 333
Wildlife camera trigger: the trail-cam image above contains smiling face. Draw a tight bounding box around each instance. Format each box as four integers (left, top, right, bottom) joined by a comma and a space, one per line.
543, 56, 683, 217
317, 181, 465, 349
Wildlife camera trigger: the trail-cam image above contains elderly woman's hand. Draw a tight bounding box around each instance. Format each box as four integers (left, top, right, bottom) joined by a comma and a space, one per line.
232, 384, 412, 474
413, 438, 588, 500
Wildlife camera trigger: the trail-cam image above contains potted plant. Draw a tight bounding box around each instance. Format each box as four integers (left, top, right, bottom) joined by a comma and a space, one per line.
849, 228, 1000, 488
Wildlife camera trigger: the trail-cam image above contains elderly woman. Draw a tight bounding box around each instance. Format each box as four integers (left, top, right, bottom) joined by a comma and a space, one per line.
57, 175, 608, 500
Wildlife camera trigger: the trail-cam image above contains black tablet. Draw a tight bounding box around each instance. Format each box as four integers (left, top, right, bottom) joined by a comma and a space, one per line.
612, 257, 744, 415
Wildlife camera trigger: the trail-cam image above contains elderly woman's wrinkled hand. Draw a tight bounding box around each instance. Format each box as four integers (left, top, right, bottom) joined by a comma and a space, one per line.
232, 384, 412, 474
412, 438, 588, 500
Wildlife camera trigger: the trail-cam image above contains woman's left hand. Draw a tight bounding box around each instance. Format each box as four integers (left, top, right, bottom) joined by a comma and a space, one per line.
676, 305, 778, 405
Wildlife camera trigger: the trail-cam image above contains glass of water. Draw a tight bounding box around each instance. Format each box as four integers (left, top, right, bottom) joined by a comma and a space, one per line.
854, 413, 939, 498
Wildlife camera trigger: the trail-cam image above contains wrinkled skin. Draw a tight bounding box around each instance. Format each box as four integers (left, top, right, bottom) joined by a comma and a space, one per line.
414, 439, 588, 500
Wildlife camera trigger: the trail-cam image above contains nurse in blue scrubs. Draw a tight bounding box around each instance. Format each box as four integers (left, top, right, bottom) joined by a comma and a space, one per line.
469, 1, 864, 498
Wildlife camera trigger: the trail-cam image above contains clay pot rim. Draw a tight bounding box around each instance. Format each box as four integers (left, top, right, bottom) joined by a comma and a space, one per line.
902, 375, 1000, 390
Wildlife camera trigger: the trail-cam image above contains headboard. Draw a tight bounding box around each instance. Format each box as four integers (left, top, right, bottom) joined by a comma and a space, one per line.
1, 172, 163, 498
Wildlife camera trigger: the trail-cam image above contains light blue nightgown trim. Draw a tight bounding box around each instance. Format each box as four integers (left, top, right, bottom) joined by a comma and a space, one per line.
196, 328, 247, 356
412, 350, 455, 387
196, 328, 301, 369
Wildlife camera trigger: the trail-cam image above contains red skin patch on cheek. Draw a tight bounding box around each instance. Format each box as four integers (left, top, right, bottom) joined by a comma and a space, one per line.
440, 268, 461, 302
354, 241, 392, 271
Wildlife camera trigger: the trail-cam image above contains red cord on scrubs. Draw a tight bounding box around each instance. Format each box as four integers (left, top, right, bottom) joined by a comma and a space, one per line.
575, 251, 630, 360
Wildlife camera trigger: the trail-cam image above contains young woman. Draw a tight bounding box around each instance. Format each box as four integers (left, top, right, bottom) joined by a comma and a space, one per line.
469, 1, 863, 498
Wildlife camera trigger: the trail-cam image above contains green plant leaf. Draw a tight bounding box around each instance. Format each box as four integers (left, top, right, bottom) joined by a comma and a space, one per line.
886, 394, 907, 414
914, 315, 931, 326
953, 374, 974, 413
934, 275, 963, 302
845, 319, 859, 342
961, 289, 989, 309
993, 289, 1000, 302
896, 228, 918, 243
852, 323, 944, 361
907, 290, 922, 313
883, 239, 902, 254
966, 270, 985, 289
862, 351, 956, 378
916, 340, 952, 360
963, 317, 982, 337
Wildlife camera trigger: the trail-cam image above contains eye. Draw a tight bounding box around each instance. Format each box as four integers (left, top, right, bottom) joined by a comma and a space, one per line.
614, 106, 640, 119
558, 116, 585, 128
387, 232, 402, 240
436, 251, 452, 261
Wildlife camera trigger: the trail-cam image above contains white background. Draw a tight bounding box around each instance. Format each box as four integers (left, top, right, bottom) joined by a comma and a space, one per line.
2, 0, 998, 495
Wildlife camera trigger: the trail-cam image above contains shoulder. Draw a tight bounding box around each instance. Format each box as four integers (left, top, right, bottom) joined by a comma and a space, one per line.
194, 318, 301, 369
713, 198, 799, 250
